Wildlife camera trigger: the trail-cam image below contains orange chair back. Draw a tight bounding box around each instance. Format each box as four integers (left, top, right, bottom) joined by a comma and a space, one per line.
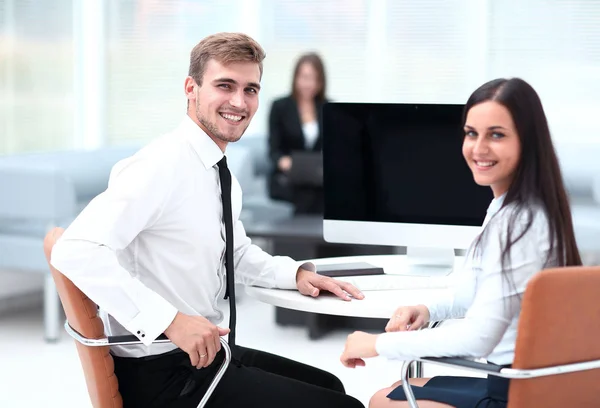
509, 266, 600, 407
44, 227, 123, 408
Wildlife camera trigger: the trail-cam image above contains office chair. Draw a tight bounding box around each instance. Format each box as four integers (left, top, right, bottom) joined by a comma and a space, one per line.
43, 227, 231, 408
399, 266, 600, 408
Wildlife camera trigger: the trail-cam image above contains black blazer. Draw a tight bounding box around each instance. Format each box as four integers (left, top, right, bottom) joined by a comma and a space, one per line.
267, 95, 327, 209
268, 95, 326, 165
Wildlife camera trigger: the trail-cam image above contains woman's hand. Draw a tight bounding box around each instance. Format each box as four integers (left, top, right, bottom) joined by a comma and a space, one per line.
278, 155, 292, 172
340, 331, 379, 368
385, 305, 430, 332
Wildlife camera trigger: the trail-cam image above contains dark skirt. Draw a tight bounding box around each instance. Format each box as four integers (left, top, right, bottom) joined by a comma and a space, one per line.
387, 372, 510, 408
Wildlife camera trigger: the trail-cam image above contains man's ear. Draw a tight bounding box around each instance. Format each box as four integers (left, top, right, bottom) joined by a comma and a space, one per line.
184, 76, 196, 101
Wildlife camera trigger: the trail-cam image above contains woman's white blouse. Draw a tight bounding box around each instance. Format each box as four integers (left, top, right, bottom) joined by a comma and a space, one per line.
375, 194, 557, 365
302, 120, 319, 149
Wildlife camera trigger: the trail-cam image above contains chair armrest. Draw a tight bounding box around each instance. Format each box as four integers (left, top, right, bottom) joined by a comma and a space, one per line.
107, 333, 170, 344
428, 321, 442, 329
399, 357, 508, 408
421, 357, 504, 373
400, 356, 600, 408
64, 321, 172, 346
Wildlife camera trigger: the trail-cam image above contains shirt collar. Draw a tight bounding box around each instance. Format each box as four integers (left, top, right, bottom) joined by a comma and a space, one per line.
487, 192, 506, 218
178, 115, 224, 170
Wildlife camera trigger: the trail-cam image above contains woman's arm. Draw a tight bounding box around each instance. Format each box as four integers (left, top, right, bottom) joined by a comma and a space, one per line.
374, 211, 548, 361
268, 99, 287, 165
422, 260, 475, 322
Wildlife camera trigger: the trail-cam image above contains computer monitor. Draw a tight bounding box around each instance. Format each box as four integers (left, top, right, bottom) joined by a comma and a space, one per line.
322, 102, 493, 276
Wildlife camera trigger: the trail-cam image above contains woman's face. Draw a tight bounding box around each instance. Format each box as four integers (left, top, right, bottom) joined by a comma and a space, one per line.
295, 62, 321, 100
462, 101, 521, 198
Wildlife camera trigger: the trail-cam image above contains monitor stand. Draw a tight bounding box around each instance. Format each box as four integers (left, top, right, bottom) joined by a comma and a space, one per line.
404, 247, 455, 277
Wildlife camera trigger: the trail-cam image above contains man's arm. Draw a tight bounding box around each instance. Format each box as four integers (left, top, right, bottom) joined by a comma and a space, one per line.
231, 219, 299, 289
231, 219, 364, 300
51, 154, 178, 345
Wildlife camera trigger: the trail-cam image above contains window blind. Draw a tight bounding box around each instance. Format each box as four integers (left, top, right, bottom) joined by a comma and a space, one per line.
0, 0, 73, 155
487, 0, 600, 145
2, 0, 599, 155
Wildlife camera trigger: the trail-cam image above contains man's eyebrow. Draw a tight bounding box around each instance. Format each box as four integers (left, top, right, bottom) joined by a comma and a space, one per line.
213, 78, 261, 90
212, 77, 237, 85
248, 82, 261, 91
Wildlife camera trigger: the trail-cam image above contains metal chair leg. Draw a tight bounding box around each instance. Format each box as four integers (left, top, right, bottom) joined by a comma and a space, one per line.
44, 273, 60, 342
401, 360, 419, 408
405, 321, 442, 378
408, 361, 423, 378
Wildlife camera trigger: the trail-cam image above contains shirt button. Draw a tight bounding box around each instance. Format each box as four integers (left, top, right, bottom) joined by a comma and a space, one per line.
136, 331, 141, 334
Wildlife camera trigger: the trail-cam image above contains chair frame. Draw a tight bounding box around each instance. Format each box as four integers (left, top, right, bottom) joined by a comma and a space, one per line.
63, 320, 232, 408
400, 355, 600, 408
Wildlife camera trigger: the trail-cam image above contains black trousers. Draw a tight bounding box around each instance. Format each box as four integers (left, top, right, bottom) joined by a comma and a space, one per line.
113, 345, 364, 408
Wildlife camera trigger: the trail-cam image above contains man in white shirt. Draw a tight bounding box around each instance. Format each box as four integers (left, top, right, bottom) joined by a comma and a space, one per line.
51, 32, 364, 408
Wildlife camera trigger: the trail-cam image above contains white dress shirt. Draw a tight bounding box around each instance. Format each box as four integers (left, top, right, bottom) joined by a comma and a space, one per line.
376, 194, 558, 365
302, 120, 319, 149
51, 116, 302, 357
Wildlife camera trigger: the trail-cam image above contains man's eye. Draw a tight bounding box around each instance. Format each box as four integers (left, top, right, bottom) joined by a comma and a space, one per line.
218, 84, 231, 89
246, 88, 257, 94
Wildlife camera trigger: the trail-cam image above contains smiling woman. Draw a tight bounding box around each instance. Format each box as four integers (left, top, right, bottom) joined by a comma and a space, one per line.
341, 78, 582, 408
462, 101, 522, 198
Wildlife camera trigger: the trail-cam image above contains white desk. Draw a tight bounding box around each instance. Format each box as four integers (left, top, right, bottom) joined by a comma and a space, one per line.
246, 254, 461, 378
246, 254, 461, 319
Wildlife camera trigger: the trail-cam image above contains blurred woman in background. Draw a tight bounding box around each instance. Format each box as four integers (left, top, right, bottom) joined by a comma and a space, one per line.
268, 52, 328, 214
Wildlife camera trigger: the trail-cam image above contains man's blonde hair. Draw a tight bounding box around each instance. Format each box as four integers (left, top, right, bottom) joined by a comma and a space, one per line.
189, 32, 266, 85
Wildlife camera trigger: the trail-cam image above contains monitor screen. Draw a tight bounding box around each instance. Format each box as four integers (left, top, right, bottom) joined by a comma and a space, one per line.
322, 102, 493, 250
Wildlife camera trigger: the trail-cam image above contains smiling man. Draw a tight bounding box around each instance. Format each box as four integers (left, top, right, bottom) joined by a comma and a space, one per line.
50, 33, 364, 408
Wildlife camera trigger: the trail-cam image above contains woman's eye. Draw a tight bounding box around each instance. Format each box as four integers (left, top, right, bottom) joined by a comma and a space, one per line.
491, 132, 505, 139
465, 130, 477, 137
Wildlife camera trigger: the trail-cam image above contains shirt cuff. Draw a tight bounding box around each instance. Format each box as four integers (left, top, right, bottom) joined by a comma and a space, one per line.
422, 291, 454, 322
421, 301, 440, 322
375, 332, 401, 359
124, 299, 178, 346
274, 257, 304, 289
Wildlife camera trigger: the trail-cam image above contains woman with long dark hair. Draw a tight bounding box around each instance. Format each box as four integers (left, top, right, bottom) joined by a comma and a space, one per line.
267, 52, 328, 214
340, 78, 581, 408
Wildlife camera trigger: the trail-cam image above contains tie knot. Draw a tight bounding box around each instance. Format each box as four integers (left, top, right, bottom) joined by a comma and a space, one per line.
218, 156, 228, 169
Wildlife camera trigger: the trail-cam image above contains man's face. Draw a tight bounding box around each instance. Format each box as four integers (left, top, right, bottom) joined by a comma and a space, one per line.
187, 59, 261, 149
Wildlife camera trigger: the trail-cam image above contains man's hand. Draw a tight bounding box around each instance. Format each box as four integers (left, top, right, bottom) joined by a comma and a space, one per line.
340, 331, 379, 368
164, 312, 230, 369
385, 305, 430, 332
296, 268, 364, 301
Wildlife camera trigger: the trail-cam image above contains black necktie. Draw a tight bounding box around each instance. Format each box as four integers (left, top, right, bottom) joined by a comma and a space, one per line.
217, 156, 236, 347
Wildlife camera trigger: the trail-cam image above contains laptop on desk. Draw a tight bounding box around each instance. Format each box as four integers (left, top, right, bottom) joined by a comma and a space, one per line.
288, 151, 323, 187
